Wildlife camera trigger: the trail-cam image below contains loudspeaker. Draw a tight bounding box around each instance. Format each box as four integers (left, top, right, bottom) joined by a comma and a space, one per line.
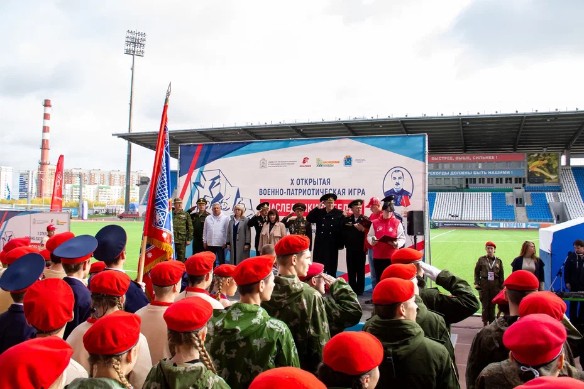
407, 211, 425, 236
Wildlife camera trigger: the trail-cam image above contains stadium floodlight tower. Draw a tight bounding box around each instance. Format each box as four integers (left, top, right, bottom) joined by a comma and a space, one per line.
123, 29, 146, 212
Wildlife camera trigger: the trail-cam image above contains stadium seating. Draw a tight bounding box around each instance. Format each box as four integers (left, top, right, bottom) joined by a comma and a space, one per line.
461, 192, 491, 221
491, 192, 515, 221
432, 192, 463, 220
428, 192, 436, 218
525, 193, 553, 222
557, 167, 584, 218
525, 185, 562, 192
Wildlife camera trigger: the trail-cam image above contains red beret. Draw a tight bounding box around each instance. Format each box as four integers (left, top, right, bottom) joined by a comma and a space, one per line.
504, 270, 539, 291
24, 278, 74, 332
3, 246, 40, 266
519, 291, 567, 321
515, 377, 584, 389
0, 337, 73, 389
45, 232, 75, 253
163, 296, 213, 332
299, 262, 324, 281
39, 249, 51, 261
373, 278, 415, 305
233, 255, 274, 286
275, 235, 310, 256
366, 197, 381, 208
323, 332, 383, 375
89, 270, 131, 297
380, 263, 417, 281
485, 241, 496, 248
492, 288, 508, 305
2, 237, 31, 254
185, 251, 215, 276
46, 224, 56, 232
83, 311, 141, 355
390, 248, 423, 264
89, 261, 107, 275
249, 367, 326, 389
151, 260, 186, 286
214, 264, 236, 278
503, 313, 566, 366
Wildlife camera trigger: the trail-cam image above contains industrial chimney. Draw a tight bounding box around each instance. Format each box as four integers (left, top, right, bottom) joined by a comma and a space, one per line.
38, 99, 51, 198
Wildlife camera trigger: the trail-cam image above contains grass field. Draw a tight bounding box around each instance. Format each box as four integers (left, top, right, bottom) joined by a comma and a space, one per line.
71, 220, 539, 290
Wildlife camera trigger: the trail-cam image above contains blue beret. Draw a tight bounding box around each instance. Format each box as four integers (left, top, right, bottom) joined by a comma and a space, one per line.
0, 253, 45, 292
53, 235, 98, 264
93, 225, 127, 263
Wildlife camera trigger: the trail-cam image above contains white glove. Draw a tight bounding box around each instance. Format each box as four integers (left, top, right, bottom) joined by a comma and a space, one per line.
420, 262, 441, 281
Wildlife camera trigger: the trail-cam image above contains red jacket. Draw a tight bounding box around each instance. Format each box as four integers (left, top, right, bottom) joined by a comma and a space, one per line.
371, 214, 401, 260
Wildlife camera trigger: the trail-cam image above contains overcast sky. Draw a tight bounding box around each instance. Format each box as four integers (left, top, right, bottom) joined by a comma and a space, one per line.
1, 0, 583, 174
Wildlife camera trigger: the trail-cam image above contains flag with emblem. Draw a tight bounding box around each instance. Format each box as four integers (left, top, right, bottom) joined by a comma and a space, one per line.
139, 84, 174, 277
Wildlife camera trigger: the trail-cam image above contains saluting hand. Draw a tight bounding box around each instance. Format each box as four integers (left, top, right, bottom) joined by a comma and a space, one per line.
321, 273, 337, 286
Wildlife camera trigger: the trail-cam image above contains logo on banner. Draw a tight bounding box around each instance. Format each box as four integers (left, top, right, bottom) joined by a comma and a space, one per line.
300, 157, 311, 167
316, 158, 340, 167
383, 166, 414, 207
344, 155, 352, 167
260, 158, 267, 169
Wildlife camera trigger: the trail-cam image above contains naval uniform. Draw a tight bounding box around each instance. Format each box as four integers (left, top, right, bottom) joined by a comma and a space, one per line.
306, 207, 344, 276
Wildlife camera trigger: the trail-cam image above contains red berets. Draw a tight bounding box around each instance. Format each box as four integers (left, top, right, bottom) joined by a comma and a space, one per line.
39, 249, 51, 261
274, 235, 310, 256
89, 261, 107, 275
46, 224, 56, 232
3, 246, 40, 266
390, 248, 423, 264
151, 260, 186, 286
503, 313, 566, 366
0, 337, 73, 389
515, 376, 584, 389
89, 270, 131, 296
45, 232, 75, 253
380, 263, 417, 281
185, 251, 215, 276
24, 278, 74, 332
503, 270, 539, 291
83, 311, 141, 355
249, 367, 326, 389
519, 291, 567, 321
214, 264, 236, 278
485, 241, 496, 248
233, 255, 274, 286
2, 237, 31, 254
163, 296, 213, 332
299, 262, 324, 281
373, 278, 415, 305
323, 332, 383, 375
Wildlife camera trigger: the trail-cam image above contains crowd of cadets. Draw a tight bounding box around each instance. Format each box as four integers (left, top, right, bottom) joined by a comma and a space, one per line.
2, 198, 584, 388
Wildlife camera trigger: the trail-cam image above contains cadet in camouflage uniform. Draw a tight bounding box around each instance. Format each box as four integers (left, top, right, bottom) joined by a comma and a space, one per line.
208, 255, 300, 389
282, 202, 312, 251
144, 297, 229, 389
172, 198, 193, 261
474, 241, 504, 326
187, 197, 210, 254
301, 262, 362, 336
261, 235, 331, 373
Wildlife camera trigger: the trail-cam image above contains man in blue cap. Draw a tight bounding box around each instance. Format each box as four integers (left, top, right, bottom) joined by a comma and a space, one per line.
55, 234, 98, 338
0, 251, 45, 353
93, 224, 149, 313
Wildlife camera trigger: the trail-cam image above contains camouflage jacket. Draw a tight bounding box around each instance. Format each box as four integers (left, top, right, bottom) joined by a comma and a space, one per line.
324, 278, 363, 336
207, 302, 299, 389
172, 209, 193, 242
415, 295, 457, 369
261, 275, 331, 373
144, 359, 230, 389
418, 270, 480, 327
476, 358, 584, 389
66, 378, 126, 388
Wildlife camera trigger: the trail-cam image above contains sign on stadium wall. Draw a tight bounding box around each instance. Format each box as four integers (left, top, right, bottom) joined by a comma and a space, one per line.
527, 153, 560, 184
429, 153, 525, 163
429, 169, 525, 178
0, 211, 71, 250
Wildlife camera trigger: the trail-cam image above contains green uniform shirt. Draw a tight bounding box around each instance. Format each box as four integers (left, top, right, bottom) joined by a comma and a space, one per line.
173, 209, 193, 243
323, 278, 362, 336
208, 302, 299, 389
261, 274, 331, 373
66, 378, 126, 388
144, 359, 230, 389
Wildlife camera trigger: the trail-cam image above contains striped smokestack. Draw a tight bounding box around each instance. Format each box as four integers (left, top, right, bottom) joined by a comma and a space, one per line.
38, 99, 51, 198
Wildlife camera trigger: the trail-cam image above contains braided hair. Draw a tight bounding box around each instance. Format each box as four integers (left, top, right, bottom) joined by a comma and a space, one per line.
90, 294, 123, 319
167, 329, 217, 373
213, 277, 225, 301
88, 354, 132, 389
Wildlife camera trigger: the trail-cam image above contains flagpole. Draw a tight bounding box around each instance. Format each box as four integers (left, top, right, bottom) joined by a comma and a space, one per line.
137, 83, 171, 283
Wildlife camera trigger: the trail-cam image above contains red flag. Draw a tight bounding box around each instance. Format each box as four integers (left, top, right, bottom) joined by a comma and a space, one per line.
50, 155, 64, 212
139, 84, 174, 275
401, 195, 411, 207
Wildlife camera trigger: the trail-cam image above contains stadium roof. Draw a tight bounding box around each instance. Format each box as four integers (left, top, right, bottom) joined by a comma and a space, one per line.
115, 111, 584, 159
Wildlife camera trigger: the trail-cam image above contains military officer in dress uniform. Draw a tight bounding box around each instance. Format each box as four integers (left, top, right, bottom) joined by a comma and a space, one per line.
187, 197, 210, 254
0, 251, 45, 354
172, 198, 193, 261
248, 202, 270, 254
307, 193, 344, 276
93, 225, 149, 314
342, 199, 370, 295
282, 202, 313, 251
